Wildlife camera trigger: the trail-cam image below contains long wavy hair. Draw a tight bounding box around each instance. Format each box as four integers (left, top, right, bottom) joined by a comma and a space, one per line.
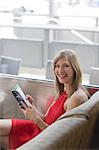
53, 49, 82, 96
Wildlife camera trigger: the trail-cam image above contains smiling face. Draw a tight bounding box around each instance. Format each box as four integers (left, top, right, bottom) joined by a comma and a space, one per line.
53, 49, 82, 94
54, 57, 74, 85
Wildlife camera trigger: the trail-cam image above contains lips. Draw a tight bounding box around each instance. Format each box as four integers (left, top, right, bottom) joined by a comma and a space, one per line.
58, 74, 67, 79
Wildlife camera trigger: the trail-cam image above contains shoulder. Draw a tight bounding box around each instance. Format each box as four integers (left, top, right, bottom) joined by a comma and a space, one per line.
70, 88, 89, 107
65, 88, 88, 112
72, 88, 88, 103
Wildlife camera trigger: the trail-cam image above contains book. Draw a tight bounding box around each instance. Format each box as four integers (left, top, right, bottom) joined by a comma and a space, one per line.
12, 84, 32, 108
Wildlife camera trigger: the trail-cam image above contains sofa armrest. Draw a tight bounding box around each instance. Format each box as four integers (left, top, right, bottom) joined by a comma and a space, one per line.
17, 117, 87, 150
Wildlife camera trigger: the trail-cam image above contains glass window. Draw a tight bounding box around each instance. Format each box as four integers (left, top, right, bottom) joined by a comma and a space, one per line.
0, 0, 49, 24
51, 0, 99, 27
0, 0, 99, 27
0, 0, 49, 14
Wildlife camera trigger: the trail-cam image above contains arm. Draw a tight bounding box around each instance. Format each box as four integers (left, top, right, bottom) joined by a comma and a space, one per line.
26, 95, 45, 119
25, 106, 49, 130
20, 96, 49, 131
26, 94, 55, 119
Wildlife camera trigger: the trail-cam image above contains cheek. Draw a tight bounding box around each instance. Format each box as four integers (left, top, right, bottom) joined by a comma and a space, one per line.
68, 69, 74, 77
54, 69, 57, 75
71, 70, 75, 80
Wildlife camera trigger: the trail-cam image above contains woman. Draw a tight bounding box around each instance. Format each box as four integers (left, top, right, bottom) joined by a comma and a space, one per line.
0, 49, 90, 149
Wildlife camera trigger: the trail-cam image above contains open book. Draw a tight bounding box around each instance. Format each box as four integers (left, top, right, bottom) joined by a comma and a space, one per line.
12, 84, 32, 108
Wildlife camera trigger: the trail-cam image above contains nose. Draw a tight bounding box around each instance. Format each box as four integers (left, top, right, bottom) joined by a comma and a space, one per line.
59, 65, 65, 72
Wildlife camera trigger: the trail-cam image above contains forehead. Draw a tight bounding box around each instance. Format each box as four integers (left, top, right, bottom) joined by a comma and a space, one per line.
56, 57, 69, 64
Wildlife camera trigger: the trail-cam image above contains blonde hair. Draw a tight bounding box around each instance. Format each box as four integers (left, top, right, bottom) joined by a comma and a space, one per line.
53, 49, 82, 96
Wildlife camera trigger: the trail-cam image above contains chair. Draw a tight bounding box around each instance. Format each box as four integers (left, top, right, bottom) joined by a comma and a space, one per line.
46, 60, 54, 80
89, 67, 99, 85
0, 56, 22, 75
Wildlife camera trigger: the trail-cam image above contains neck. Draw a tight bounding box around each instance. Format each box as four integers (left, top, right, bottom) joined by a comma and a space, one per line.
64, 83, 80, 97
64, 84, 73, 97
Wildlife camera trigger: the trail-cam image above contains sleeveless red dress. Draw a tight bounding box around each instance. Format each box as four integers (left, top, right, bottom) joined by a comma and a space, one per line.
9, 92, 68, 149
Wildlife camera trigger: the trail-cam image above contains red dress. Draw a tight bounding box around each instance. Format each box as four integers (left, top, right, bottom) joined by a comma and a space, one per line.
9, 92, 68, 149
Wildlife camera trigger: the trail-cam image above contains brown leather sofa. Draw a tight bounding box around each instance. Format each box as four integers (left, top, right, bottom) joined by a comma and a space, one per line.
0, 75, 99, 150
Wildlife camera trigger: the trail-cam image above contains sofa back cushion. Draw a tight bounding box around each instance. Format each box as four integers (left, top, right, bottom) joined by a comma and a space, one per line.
85, 85, 99, 95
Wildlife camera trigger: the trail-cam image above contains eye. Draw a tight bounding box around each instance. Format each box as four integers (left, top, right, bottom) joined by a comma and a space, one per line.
54, 64, 60, 68
63, 64, 69, 68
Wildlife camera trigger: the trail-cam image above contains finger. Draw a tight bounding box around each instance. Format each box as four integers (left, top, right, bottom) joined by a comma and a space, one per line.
26, 95, 34, 104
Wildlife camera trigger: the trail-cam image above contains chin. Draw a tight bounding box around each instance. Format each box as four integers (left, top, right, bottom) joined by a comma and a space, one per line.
59, 79, 66, 84
59, 79, 70, 84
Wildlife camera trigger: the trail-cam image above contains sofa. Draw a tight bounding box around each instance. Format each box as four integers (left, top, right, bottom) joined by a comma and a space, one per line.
0, 75, 99, 150
17, 90, 99, 150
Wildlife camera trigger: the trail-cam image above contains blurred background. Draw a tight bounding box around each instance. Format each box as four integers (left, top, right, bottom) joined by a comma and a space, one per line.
0, 0, 99, 84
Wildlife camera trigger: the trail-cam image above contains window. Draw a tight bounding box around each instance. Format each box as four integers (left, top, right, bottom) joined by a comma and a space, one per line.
0, 0, 99, 27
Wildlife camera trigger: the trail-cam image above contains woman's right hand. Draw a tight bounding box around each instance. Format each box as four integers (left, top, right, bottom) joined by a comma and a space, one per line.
18, 94, 35, 116
18, 94, 44, 120
19, 101, 38, 123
